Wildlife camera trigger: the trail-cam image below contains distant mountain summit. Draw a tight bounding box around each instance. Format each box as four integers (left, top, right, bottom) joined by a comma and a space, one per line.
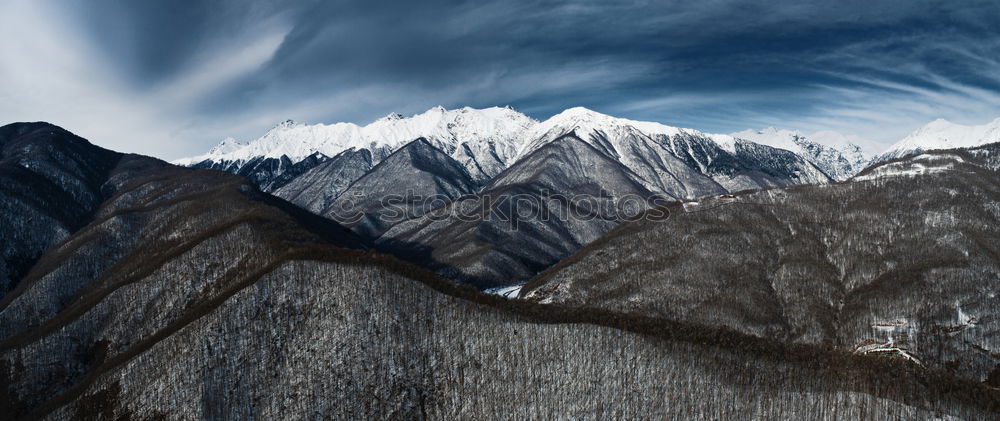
875, 117, 1000, 162
174, 106, 537, 184
516, 107, 830, 195
730, 127, 871, 180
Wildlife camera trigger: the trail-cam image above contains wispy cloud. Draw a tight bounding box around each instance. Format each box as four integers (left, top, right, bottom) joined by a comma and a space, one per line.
1, 0, 998, 158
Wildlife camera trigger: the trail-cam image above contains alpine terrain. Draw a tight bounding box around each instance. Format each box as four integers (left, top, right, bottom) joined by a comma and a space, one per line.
731, 127, 872, 180
874, 117, 1000, 162
2, 122, 999, 419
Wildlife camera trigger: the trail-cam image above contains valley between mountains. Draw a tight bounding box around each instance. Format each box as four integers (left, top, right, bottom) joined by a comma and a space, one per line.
3, 107, 1000, 419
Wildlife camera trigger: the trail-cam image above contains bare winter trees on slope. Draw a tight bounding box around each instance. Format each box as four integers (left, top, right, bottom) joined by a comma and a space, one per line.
523, 144, 1000, 385
27, 260, 1000, 420
0, 123, 120, 296
0, 131, 366, 418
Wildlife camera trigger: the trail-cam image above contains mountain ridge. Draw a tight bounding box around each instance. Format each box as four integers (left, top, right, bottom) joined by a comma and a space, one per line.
176, 106, 864, 186
875, 117, 1000, 162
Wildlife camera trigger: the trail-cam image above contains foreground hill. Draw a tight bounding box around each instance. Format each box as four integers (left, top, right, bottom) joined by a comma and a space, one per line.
0, 123, 120, 296
523, 144, 1000, 384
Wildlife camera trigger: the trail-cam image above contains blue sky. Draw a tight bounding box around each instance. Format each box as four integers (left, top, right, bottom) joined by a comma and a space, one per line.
2, 0, 998, 159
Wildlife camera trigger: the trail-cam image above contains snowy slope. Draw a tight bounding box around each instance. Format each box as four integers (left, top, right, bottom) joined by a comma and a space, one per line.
875, 117, 1000, 162
730, 127, 870, 180
174, 106, 537, 182
519, 107, 735, 156
517, 107, 829, 195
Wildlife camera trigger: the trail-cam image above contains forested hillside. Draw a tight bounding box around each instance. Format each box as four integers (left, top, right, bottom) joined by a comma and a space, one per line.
0, 123, 120, 296
523, 145, 1000, 384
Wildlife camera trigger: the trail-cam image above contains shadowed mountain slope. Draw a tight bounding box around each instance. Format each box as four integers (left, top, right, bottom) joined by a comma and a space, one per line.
323, 138, 480, 239
379, 134, 667, 289
0, 138, 367, 418
272, 148, 374, 214
189, 152, 329, 193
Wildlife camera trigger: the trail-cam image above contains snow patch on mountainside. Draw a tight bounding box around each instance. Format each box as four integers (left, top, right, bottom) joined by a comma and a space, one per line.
853, 153, 965, 181
875, 117, 1000, 162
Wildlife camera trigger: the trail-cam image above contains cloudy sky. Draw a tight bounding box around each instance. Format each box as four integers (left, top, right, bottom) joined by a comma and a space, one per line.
2, 0, 998, 159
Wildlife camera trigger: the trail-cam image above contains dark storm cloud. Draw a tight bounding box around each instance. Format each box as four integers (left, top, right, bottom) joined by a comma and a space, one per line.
3, 0, 999, 158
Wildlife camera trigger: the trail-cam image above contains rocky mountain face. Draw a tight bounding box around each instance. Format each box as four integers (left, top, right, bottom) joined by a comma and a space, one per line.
322, 138, 479, 239
188, 152, 329, 193
379, 133, 661, 289
272, 148, 373, 214
519, 108, 831, 195
1, 123, 997, 419
177, 106, 833, 202
875, 117, 1000, 162
372, 110, 835, 288
731, 127, 871, 180
522, 143, 1000, 385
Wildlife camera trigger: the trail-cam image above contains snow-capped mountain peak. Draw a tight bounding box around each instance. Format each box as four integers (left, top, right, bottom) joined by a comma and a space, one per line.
519, 107, 707, 158
876, 117, 1000, 162
207, 137, 245, 155
731, 127, 804, 152
173, 105, 538, 182
378, 112, 404, 122
730, 127, 870, 180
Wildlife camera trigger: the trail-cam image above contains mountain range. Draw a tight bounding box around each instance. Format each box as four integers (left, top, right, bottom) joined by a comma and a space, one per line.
175, 106, 851, 288
172, 108, 1000, 290
4, 112, 1000, 418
